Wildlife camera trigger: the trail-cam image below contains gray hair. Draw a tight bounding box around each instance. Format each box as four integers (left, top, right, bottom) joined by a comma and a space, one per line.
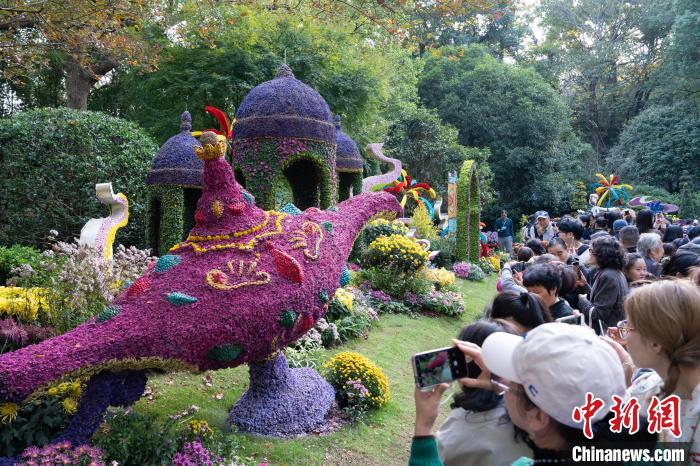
637, 232, 662, 257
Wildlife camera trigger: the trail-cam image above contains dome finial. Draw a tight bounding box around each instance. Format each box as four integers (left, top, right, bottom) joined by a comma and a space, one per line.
275, 63, 294, 79
334, 114, 341, 129
180, 111, 192, 132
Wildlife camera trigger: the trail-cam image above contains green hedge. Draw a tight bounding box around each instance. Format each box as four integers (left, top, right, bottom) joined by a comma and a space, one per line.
455, 160, 480, 262
0, 108, 158, 248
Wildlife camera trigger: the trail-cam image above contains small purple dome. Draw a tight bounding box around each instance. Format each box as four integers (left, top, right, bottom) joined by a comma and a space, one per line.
146, 111, 204, 187
334, 115, 363, 173
232, 65, 335, 144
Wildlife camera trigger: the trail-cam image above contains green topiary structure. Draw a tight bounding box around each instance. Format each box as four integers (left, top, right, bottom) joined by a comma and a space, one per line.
0, 108, 158, 248
455, 160, 480, 262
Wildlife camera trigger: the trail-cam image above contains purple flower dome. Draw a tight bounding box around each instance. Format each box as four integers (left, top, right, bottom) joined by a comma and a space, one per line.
334, 115, 363, 174
232, 65, 335, 144
146, 111, 204, 187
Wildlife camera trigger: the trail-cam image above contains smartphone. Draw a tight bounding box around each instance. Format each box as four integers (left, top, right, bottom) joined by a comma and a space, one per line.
556, 313, 584, 326
412, 346, 469, 390
572, 259, 581, 279
512, 261, 530, 273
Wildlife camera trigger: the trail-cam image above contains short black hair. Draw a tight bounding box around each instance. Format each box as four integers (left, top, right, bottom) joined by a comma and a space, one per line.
452, 320, 514, 413
619, 226, 640, 249
487, 291, 552, 330
591, 235, 625, 270
688, 226, 700, 240
662, 251, 700, 277
525, 239, 546, 255
579, 214, 592, 228
517, 246, 534, 262
663, 242, 677, 257
547, 237, 567, 250
523, 263, 562, 295
663, 225, 684, 243
557, 218, 584, 240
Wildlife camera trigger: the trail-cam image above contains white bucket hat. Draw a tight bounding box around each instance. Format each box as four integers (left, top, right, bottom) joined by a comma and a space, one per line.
481, 323, 626, 429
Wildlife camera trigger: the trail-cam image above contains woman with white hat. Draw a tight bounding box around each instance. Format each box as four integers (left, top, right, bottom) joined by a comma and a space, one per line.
410, 323, 651, 465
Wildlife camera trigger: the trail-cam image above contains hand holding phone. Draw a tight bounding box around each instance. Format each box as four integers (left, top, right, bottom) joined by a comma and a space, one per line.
412, 346, 469, 390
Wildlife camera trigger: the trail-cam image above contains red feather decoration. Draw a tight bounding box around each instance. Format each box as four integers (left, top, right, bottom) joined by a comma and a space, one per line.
264, 241, 304, 284
205, 106, 232, 140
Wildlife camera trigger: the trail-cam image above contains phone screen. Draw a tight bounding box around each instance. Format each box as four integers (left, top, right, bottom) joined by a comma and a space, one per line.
555, 314, 584, 325
412, 346, 469, 389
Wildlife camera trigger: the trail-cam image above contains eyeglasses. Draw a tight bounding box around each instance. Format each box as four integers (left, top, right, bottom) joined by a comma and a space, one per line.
617, 320, 636, 339
491, 378, 510, 396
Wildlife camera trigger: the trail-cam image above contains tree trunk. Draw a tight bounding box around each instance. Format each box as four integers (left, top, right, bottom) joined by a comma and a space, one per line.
65, 55, 117, 110
65, 58, 96, 110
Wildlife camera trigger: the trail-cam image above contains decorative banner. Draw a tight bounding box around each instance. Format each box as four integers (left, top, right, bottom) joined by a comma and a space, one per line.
79, 183, 129, 262
447, 172, 457, 233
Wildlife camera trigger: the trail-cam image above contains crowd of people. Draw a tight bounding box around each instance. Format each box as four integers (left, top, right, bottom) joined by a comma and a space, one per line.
409, 207, 700, 466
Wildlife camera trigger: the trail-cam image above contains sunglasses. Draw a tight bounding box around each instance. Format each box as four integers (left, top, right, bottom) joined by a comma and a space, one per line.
617, 319, 636, 339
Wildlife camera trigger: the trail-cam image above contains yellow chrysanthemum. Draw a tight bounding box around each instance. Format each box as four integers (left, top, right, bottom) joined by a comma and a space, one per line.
0, 287, 51, 322
323, 352, 390, 408
0, 402, 18, 424
333, 288, 354, 311
61, 397, 78, 414
421, 268, 456, 289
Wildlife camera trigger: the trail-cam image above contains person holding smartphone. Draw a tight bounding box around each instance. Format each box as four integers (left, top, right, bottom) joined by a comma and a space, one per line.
410, 323, 652, 466
433, 321, 531, 466
576, 236, 629, 334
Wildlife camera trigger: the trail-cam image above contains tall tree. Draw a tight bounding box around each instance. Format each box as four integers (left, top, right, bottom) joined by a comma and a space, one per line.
606, 103, 700, 193
90, 7, 418, 149
0, 0, 166, 109
418, 44, 590, 216
529, 0, 675, 164
383, 104, 494, 202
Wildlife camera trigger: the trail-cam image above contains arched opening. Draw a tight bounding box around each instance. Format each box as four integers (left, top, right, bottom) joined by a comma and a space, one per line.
149, 196, 162, 253
182, 188, 202, 239
283, 158, 323, 210
337, 172, 356, 202
233, 168, 247, 189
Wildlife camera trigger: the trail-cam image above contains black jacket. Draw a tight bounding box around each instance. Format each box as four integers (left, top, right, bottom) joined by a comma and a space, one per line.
578, 268, 629, 334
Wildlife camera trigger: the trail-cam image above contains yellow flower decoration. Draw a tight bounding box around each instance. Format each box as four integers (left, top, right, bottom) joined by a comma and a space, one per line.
323, 352, 390, 408
333, 288, 354, 311
61, 397, 78, 414
0, 402, 18, 424
421, 267, 456, 289
367, 234, 429, 273
188, 418, 213, 438
0, 287, 51, 322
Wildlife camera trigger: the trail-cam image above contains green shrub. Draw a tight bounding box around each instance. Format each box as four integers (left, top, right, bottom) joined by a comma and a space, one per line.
93, 411, 180, 465
285, 340, 325, 370
0, 108, 159, 248
356, 267, 431, 299
0, 245, 44, 286
429, 236, 456, 268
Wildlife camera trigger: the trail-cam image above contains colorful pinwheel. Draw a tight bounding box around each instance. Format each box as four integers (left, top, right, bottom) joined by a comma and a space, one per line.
378, 169, 436, 216
591, 174, 633, 208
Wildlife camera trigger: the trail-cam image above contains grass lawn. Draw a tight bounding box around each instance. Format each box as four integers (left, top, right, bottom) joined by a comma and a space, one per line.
135, 276, 498, 465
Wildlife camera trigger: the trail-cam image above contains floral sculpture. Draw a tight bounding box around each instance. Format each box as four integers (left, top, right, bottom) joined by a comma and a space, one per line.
628, 196, 679, 214
231, 64, 337, 210
334, 115, 364, 201
591, 173, 633, 208
378, 169, 436, 216
78, 182, 129, 262
0, 132, 401, 440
